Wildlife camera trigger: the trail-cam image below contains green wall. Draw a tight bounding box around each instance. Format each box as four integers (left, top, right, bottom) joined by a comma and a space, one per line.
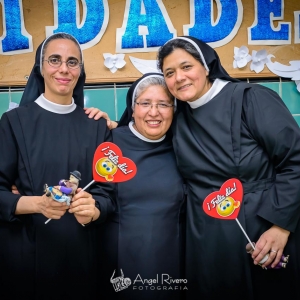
0, 80, 299, 125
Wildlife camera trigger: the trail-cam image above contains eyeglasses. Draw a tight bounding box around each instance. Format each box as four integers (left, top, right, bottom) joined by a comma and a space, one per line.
43, 57, 82, 69
135, 101, 174, 110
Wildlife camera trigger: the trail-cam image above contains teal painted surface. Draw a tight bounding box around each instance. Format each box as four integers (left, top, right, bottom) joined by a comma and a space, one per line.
10, 92, 23, 105
116, 88, 129, 121
258, 82, 280, 95
0, 82, 299, 126
84, 89, 116, 120
0, 93, 9, 117
293, 116, 300, 127
281, 82, 300, 114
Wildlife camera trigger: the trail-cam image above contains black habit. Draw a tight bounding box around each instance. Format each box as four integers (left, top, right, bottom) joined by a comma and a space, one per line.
173, 82, 300, 300
98, 73, 187, 300
159, 36, 300, 300
0, 103, 115, 300
98, 126, 186, 300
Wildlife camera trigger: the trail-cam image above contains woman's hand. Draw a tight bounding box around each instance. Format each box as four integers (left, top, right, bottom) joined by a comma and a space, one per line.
37, 194, 68, 220
12, 185, 20, 195
251, 225, 290, 268
68, 188, 100, 225
84, 107, 118, 129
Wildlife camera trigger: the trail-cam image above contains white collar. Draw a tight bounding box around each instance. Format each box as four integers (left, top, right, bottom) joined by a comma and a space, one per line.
129, 121, 166, 143
35, 94, 77, 114
188, 79, 229, 109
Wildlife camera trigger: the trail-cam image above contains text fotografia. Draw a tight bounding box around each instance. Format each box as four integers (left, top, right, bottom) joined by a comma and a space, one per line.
132, 274, 188, 291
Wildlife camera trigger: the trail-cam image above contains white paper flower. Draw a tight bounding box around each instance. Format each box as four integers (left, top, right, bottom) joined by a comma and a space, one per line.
129, 56, 161, 74
233, 46, 252, 68
250, 49, 269, 73
103, 53, 126, 73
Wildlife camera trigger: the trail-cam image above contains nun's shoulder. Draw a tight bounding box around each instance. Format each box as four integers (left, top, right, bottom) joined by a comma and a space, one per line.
3, 102, 36, 119
228, 81, 280, 102
112, 125, 130, 136
237, 82, 289, 114
242, 83, 282, 101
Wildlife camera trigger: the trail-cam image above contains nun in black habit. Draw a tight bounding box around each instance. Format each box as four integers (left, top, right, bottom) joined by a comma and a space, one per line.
0, 33, 115, 300
98, 73, 187, 299
157, 36, 300, 300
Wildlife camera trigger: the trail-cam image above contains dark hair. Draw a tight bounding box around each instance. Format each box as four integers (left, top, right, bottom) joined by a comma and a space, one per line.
41, 33, 83, 65
157, 39, 204, 71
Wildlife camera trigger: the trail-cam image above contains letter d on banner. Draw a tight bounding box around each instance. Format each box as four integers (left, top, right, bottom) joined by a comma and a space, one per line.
46, 0, 109, 50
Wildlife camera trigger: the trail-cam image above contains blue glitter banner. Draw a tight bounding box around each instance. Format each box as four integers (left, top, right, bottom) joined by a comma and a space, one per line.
0, 0, 298, 55
46, 0, 109, 50
0, 0, 32, 54
116, 0, 176, 52
183, 0, 243, 48
248, 0, 291, 45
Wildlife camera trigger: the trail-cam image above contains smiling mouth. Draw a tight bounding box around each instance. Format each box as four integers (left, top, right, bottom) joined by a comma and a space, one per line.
56, 78, 71, 84
178, 84, 191, 90
146, 121, 161, 125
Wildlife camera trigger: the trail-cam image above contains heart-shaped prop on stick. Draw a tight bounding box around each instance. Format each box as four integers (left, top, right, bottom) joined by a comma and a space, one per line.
93, 142, 137, 183
45, 142, 137, 224
203, 178, 243, 220
202, 178, 255, 252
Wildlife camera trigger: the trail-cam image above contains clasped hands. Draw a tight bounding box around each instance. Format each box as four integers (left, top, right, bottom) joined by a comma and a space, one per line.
39, 188, 99, 225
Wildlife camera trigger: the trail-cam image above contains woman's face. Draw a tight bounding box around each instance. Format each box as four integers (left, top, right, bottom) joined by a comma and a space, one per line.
162, 48, 211, 102
132, 85, 174, 140
42, 39, 81, 104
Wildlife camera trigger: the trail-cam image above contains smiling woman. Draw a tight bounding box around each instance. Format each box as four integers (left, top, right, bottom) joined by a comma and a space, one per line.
162, 47, 212, 102
97, 73, 186, 300
157, 36, 300, 300
0, 33, 115, 300
41, 39, 82, 104
19, 33, 86, 108
132, 82, 175, 140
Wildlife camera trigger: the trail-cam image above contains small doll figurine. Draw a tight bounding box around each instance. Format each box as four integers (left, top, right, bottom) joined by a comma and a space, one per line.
246, 242, 289, 269
44, 170, 81, 205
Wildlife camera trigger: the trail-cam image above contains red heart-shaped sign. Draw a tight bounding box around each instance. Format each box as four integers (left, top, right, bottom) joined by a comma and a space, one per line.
202, 178, 243, 220
92, 142, 137, 183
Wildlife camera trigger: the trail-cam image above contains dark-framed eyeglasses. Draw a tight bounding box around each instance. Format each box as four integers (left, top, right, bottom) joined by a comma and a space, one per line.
135, 101, 174, 110
43, 57, 82, 69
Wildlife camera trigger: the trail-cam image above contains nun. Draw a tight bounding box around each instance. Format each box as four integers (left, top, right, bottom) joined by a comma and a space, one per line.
157, 36, 300, 300
0, 32, 115, 299
98, 73, 187, 300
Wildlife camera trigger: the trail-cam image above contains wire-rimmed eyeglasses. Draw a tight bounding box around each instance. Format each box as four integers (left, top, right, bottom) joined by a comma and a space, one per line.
43, 57, 82, 69
135, 101, 175, 110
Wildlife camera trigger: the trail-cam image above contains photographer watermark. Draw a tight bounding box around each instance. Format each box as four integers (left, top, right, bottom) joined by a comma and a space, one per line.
110, 269, 132, 292
111, 270, 188, 292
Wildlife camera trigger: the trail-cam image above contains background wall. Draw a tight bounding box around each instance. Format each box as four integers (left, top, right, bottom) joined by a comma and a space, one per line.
0, 0, 299, 85
0, 1, 299, 125
0, 78, 299, 126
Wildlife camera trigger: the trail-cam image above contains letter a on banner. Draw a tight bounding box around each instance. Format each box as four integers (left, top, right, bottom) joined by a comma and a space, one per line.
46, 0, 109, 50
116, 0, 176, 53
183, 0, 243, 48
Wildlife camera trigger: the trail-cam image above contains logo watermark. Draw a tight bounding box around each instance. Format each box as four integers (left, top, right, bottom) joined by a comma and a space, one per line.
111, 270, 188, 292
110, 269, 132, 292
